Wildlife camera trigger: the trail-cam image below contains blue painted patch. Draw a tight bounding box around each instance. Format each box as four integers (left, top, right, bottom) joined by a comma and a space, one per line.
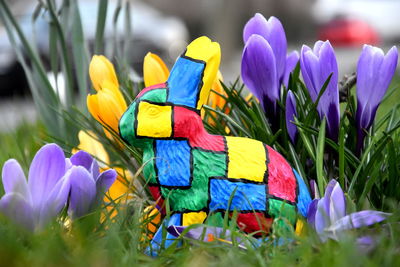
209, 179, 266, 211
292, 169, 312, 217
156, 140, 191, 187
167, 57, 205, 108
145, 213, 182, 256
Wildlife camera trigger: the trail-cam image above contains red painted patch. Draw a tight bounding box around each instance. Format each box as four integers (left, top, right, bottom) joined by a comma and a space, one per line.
173, 106, 225, 152
236, 213, 273, 235
191, 135, 225, 152
266, 145, 297, 202
136, 83, 166, 99
149, 186, 165, 214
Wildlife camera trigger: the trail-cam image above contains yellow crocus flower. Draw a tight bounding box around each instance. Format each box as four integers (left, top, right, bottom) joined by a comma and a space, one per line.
143, 52, 169, 87
89, 55, 119, 92
207, 70, 227, 110
87, 55, 127, 137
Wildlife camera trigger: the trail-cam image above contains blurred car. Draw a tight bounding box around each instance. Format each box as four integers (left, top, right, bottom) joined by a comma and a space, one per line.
312, 0, 400, 46
0, 0, 188, 96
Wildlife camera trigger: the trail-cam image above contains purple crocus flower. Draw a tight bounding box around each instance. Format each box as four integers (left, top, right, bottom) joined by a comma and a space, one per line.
68, 150, 117, 219
300, 41, 340, 141
242, 34, 279, 122
241, 14, 299, 130
243, 14, 287, 84
356, 45, 398, 152
285, 90, 298, 144
307, 180, 390, 242
0, 144, 71, 231
0, 144, 117, 231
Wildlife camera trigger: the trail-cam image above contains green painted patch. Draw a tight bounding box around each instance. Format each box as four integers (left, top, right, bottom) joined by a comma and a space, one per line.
268, 198, 296, 227
119, 101, 138, 146
119, 89, 167, 148
139, 88, 167, 102
161, 149, 226, 211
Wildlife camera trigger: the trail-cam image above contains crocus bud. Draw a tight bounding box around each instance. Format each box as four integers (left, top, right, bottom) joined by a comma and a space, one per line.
300, 41, 340, 141
89, 55, 119, 92
143, 52, 170, 87
356, 45, 398, 152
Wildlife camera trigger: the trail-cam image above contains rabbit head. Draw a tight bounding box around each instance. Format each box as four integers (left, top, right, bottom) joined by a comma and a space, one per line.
119, 36, 221, 147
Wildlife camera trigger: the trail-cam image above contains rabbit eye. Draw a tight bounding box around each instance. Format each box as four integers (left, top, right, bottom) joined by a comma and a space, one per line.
148, 106, 159, 116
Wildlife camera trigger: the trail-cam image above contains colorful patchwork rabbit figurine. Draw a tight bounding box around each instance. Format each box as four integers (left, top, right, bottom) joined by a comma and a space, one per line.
119, 36, 312, 254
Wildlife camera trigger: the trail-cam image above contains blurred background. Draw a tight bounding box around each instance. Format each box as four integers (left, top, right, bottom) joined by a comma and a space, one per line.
1, 0, 400, 131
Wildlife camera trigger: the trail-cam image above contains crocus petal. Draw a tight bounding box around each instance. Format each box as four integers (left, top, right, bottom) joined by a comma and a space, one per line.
322, 179, 338, 218
301, 41, 339, 141
326, 211, 390, 232
356, 45, 398, 132
317, 41, 339, 104
356, 45, 383, 110
208, 70, 226, 110
89, 55, 119, 91
243, 13, 270, 43
28, 144, 66, 213
282, 51, 299, 87
70, 150, 94, 171
91, 160, 100, 182
101, 80, 127, 110
75, 130, 110, 165
285, 90, 298, 143
329, 182, 346, 223
0, 192, 34, 232
300, 45, 321, 101
97, 88, 126, 134
309, 179, 320, 199
143, 52, 170, 87
264, 16, 287, 80
313, 40, 325, 55
95, 169, 117, 202
65, 158, 72, 171
2, 159, 30, 201
315, 198, 329, 237
241, 34, 278, 109
68, 166, 97, 218
307, 199, 319, 228
357, 236, 376, 251
38, 175, 71, 228
243, 14, 287, 80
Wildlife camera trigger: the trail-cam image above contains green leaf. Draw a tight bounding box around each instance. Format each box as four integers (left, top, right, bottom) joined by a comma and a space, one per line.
95, 0, 108, 54
316, 117, 327, 196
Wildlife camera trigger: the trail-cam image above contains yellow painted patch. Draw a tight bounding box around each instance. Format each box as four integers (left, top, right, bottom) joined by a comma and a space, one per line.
295, 218, 305, 236
182, 211, 207, 226
137, 101, 172, 138
184, 36, 221, 110
226, 136, 267, 182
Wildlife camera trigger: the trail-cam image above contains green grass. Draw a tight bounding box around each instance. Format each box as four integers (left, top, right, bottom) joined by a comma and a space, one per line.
1, 108, 400, 266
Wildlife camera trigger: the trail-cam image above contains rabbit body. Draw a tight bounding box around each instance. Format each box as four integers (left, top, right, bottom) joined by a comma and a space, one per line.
118, 37, 311, 253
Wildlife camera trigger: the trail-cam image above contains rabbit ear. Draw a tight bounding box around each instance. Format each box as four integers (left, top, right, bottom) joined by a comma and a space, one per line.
167, 36, 221, 110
